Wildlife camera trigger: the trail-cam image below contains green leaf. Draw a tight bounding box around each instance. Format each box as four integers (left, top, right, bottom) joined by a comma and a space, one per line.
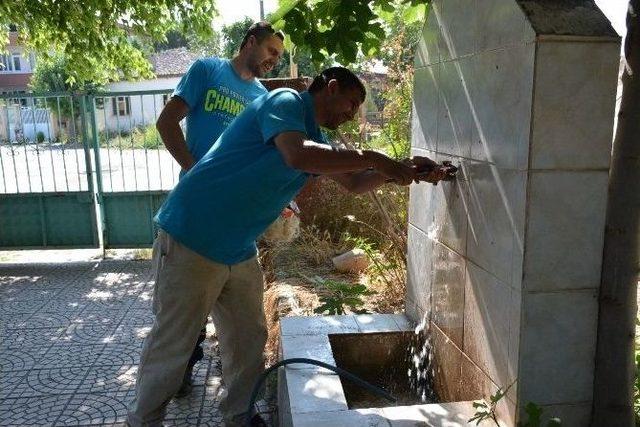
269, 0, 306, 27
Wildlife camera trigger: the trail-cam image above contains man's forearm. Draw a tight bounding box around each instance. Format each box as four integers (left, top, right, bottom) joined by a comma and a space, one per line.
157, 121, 195, 171
347, 169, 389, 193
286, 140, 383, 175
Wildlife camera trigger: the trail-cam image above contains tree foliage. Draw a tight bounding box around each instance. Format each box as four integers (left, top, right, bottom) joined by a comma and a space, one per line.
220, 16, 330, 78
269, 0, 428, 65
0, 0, 218, 85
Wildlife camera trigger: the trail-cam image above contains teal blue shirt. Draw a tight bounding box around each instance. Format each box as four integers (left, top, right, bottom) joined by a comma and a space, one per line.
174, 58, 267, 162
155, 89, 327, 264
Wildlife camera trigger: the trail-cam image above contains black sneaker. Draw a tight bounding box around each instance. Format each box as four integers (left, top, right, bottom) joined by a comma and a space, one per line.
174, 369, 193, 398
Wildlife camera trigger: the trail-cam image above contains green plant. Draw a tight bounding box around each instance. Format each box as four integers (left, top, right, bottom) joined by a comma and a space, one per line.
309, 276, 376, 315
36, 131, 45, 143
100, 124, 162, 149
469, 384, 513, 426
469, 382, 561, 427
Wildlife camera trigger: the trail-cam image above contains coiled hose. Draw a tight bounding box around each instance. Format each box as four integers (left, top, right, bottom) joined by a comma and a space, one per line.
246, 357, 397, 426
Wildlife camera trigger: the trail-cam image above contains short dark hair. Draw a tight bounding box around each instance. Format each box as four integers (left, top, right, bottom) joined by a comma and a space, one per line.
239, 21, 284, 51
308, 67, 366, 102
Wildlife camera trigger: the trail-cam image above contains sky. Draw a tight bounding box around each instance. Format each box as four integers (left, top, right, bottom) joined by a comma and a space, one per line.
214, 0, 629, 39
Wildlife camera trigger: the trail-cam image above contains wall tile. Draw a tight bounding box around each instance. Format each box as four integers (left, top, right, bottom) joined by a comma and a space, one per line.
523, 171, 609, 292
464, 263, 513, 389
437, 0, 477, 61
406, 224, 434, 315
507, 289, 521, 402
412, 65, 440, 152
465, 163, 526, 285
476, 0, 527, 51
415, 2, 441, 68
431, 323, 463, 402
530, 41, 620, 169
518, 290, 598, 405
436, 58, 474, 159
409, 179, 435, 235
432, 243, 466, 348
469, 45, 534, 169
431, 156, 469, 254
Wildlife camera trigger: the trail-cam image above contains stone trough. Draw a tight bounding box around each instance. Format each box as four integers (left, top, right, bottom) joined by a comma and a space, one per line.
277, 314, 479, 427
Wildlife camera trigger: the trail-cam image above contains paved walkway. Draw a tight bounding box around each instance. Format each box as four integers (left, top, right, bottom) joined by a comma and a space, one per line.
0, 259, 224, 426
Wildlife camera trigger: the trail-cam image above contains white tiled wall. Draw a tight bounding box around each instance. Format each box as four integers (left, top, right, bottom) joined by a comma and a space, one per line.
408, 0, 619, 424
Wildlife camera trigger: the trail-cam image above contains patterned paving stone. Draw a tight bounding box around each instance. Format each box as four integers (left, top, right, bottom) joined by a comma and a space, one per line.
0, 298, 48, 314
1, 326, 66, 350
56, 393, 127, 425
0, 260, 230, 426
17, 366, 91, 397
0, 370, 27, 399
0, 348, 44, 372
4, 312, 77, 329
94, 343, 142, 367
106, 324, 151, 346
0, 312, 33, 332
165, 385, 208, 421
78, 364, 138, 394
59, 321, 120, 346
0, 395, 70, 425
38, 343, 105, 369
119, 309, 154, 328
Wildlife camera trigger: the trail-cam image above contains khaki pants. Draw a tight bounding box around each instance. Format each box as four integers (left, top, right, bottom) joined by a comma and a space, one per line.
127, 230, 267, 427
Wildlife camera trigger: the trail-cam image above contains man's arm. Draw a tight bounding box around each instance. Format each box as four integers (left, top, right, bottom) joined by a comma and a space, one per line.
274, 131, 416, 185
327, 170, 388, 194
156, 96, 195, 171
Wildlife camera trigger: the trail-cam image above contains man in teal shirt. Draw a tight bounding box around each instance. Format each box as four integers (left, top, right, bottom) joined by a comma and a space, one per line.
157, 21, 284, 172
128, 67, 445, 427
155, 21, 284, 397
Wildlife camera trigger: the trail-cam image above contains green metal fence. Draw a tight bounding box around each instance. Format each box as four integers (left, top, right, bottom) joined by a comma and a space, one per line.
0, 89, 178, 249
0, 92, 100, 248
88, 89, 177, 248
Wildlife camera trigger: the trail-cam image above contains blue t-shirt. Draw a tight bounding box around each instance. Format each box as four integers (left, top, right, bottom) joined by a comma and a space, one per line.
155, 89, 327, 264
174, 58, 267, 162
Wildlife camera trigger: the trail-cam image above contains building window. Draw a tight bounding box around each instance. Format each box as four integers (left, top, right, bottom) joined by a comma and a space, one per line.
1, 54, 11, 71
12, 54, 20, 71
112, 96, 130, 116
0, 53, 22, 72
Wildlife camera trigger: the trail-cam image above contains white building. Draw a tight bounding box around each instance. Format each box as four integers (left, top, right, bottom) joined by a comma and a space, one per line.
98, 47, 200, 134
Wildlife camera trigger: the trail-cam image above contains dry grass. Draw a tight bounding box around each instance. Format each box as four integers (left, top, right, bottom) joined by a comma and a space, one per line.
260, 223, 408, 365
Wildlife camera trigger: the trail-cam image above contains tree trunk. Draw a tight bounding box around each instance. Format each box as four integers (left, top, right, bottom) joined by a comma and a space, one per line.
592, 1, 640, 425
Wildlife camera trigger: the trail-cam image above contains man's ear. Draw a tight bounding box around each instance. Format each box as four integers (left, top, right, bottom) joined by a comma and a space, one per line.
326, 79, 340, 95
244, 35, 257, 49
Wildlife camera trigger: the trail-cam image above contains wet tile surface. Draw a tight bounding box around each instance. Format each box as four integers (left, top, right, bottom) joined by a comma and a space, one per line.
0, 260, 229, 426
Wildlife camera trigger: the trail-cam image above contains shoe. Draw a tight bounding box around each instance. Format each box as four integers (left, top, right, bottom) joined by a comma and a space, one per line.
174, 368, 193, 398
249, 413, 267, 426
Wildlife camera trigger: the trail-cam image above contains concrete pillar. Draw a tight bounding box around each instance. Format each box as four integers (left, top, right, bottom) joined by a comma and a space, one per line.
407, 1, 620, 425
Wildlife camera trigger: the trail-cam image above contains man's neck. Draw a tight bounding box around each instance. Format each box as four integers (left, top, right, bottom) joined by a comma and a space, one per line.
231, 56, 255, 81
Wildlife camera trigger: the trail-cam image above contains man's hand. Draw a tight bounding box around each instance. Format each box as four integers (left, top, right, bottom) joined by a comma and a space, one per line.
375, 155, 417, 186
408, 156, 457, 185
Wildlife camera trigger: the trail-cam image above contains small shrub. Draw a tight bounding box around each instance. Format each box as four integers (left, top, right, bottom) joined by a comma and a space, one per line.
36, 131, 45, 143
309, 276, 376, 315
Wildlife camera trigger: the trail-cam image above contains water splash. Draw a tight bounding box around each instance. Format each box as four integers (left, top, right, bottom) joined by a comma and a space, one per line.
406, 311, 437, 403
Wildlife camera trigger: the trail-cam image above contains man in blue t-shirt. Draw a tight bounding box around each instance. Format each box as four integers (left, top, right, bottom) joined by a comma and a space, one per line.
157, 21, 284, 171
154, 21, 284, 398
127, 67, 448, 427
